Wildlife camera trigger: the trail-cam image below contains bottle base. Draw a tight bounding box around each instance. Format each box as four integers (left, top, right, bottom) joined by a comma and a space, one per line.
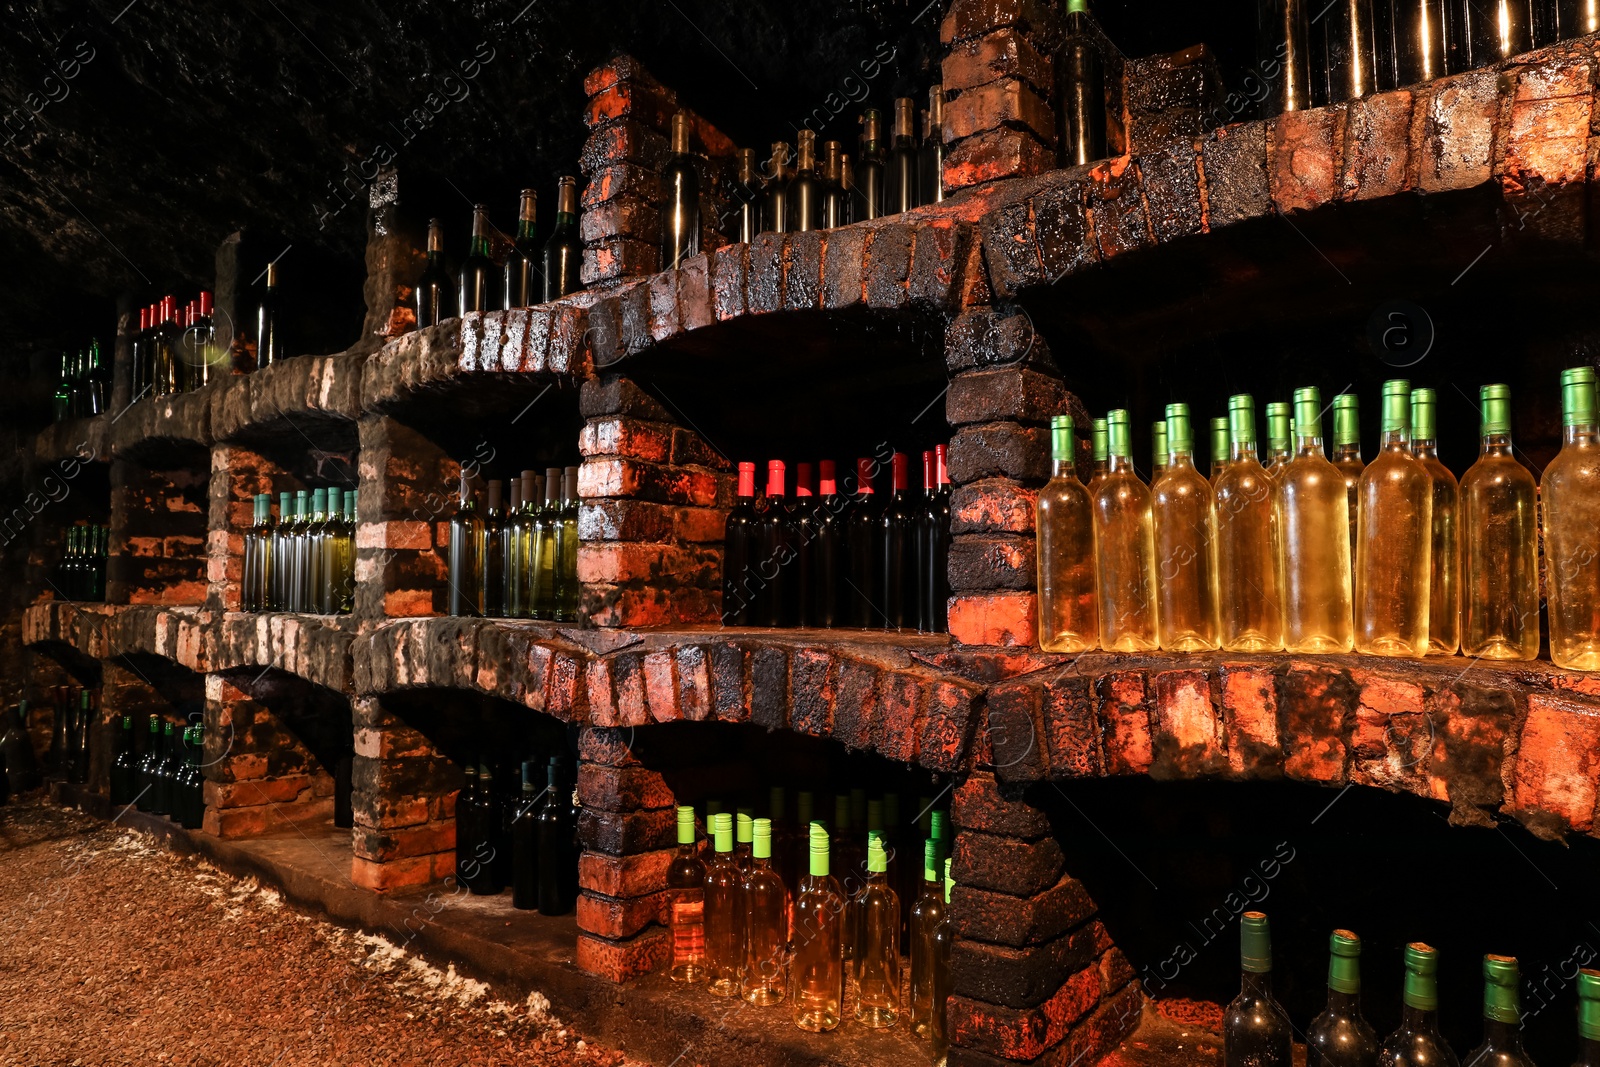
854, 1006, 899, 1028
1553, 648, 1600, 671
742, 985, 785, 1006
707, 977, 740, 997
1039, 634, 1096, 654
1355, 635, 1427, 658
1102, 633, 1159, 653
669, 963, 706, 983
1425, 638, 1459, 656
1461, 638, 1538, 661
793, 1008, 841, 1032
1284, 634, 1354, 654
1160, 632, 1220, 653
1221, 633, 1282, 653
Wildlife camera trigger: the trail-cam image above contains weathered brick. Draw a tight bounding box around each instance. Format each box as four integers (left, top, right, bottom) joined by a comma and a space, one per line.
945, 127, 1055, 193
942, 26, 1052, 94
1219, 664, 1283, 776
577, 764, 675, 813
952, 478, 1038, 535
575, 927, 670, 982
948, 965, 1101, 1060
951, 872, 1096, 947
949, 592, 1037, 649
951, 770, 1050, 838
948, 367, 1068, 427
951, 922, 1102, 1010
576, 889, 668, 940
949, 422, 1051, 484
951, 828, 1063, 897
1270, 106, 1346, 214
1418, 68, 1502, 194
949, 533, 1035, 593
821, 225, 866, 308
940, 0, 1052, 47
864, 223, 916, 308
785, 230, 823, 310
1200, 121, 1270, 228
712, 243, 748, 320
577, 848, 673, 897
1510, 692, 1600, 838
1096, 670, 1153, 776
1341, 89, 1414, 201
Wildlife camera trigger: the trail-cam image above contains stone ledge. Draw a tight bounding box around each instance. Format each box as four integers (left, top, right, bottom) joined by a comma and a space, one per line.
213, 612, 357, 692
33, 415, 109, 466
110, 387, 214, 463
209, 352, 367, 443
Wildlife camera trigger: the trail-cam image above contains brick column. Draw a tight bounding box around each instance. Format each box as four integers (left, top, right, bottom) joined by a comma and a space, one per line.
354, 415, 454, 620
206, 444, 277, 613
349, 695, 458, 891
202, 674, 334, 837
109, 458, 209, 606
946, 771, 1142, 1067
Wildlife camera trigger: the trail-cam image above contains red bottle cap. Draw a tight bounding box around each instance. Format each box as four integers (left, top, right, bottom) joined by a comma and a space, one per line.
139, 307, 149, 330
736, 462, 756, 498
187, 303, 197, 328
935, 443, 949, 486
891, 452, 909, 492
855, 458, 875, 495
199, 291, 213, 316
795, 462, 814, 498
766, 459, 786, 498
818, 460, 837, 496
921, 450, 934, 492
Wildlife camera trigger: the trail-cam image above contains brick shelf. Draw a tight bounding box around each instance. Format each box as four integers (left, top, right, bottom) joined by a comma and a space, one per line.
33, 414, 109, 465
209, 351, 366, 446
110, 386, 213, 465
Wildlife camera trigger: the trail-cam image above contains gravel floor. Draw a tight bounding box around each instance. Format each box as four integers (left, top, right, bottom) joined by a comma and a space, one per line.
0, 794, 635, 1067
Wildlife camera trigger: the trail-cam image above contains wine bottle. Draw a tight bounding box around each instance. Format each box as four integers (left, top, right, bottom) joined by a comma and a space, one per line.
855, 109, 886, 222
536, 758, 575, 915
1265, 401, 1294, 477
791, 462, 818, 628
703, 811, 743, 996
840, 153, 855, 222
481, 480, 505, 618
1281, 386, 1355, 653
153, 718, 177, 816
758, 460, 793, 627
110, 715, 135, 806
69, 690, 91, 786
134, 715, 160, 810
668, 804, 708, 981
256, 261, 284, 369
1307, 930, 1379, 1067
1216, 395, 1284, 652
1212, 416, 1232, 484
1153, 403, 1222, 652
722, 462, 757, 626
85, 338, 106, 415
919, 88, 944, 205
1093, 409, 1160, 651
242, 495, 261, 612
1037, 414, 1099, 652
337, 492, 356, 614
503, 189, 539, 310
289, 490, 310, 612
1461, 383, 1539, 660
1089, 417, 1110, 492
1378, 942, 1458, 1067
742, 816, 789, 1005
1151, 419, 1169, 481
761, 143, 791, 234
1059, 0, 1109, 165
271, 491, 291, 611
456, 761, 481, 888
306, 488, 329, 615
130, 306, 149, 400
502, 479, 525, 619
814, 461, 844, 628
1411, 389, 1459, 655
854, 833, 901, 1027
448, 472, 483, 617
179, 726, 204, 830
1576, 968, 1600, 1067
929, 857, 957, 1060
1466, 955, 1536, 1067
52, 352, 71, 423
542, 177, 584, 302
821, 141, 850, 229
846, 458, 881, 628
1225, 912, 1294, 1067
878, 453, 918, 630
1355, 380, 1432, 657
887, 98, 919, 215
908, 837, 948, 1037
788, 129, 822, 233
662, 111, 701, 271
732, 808, 755, 874
731, 148, 761, 245
554, 467, 580, 623
458, 205, 497, 316
1318, 0, 1381, 105
1543, 366, 1600, 669
1463, 0, 1531, 67
1258, 0, 1315, 117
918, 447, 952, 634
1332, 392, 1364, 567
791, 821, 845, 1032
415, 219, 454, 329
513, 470, 540, 619
532, 467, 561, 619
1393, 0, 1450, 85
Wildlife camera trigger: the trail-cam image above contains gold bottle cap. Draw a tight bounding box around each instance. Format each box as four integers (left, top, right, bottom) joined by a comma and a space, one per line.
426, 218, 444, 253
860, 108, 883, 144
893, 97, 915, 139
769, 141, 791, 179
265, 260, 278, 287
796, 129, 816, 172
556, 176, 578, 215
670, 110, 691, 155
822, 140, 842, 183
840, 152, 853, 190
518, 188, 537, 224
736, 147, 757, 183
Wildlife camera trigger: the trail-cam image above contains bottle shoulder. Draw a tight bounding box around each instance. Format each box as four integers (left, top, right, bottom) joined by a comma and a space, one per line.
1461, 452, 1538, 493
1152, 464, 1213, 503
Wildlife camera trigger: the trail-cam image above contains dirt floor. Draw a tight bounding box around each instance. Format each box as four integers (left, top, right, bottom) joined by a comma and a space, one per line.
0, 794, 636, 1067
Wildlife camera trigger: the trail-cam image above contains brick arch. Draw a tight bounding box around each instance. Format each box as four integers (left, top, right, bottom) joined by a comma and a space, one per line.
104, 605, 214, 673
211, 613, 354, 694
209, 352, 365, 443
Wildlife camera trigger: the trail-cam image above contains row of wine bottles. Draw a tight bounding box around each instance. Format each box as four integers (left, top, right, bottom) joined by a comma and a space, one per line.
1037, 369, 1600, 669
453, 755, 579, 916
240, 489, 356, 615
55, 524, 108, 602
51, 340, 108, 422
1225, 912, 1598, 1066
44, 688, 95, 786
446, 469, 581, 621
129, 292, 222, 400
108, 714, 205, 829
722, 450, 951, 632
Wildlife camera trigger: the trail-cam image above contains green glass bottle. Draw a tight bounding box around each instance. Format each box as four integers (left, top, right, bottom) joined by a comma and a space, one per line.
1036, 414, 1098, 652
1411, 390, 1459, 656
1460, 384, 1539, 660
1378, 942, 1457, 1067
1576, 968, 1600, 1067
1465, 955, 1535, 1067
1224, 912, 1293, 1067
1306, 930, 1378, 1067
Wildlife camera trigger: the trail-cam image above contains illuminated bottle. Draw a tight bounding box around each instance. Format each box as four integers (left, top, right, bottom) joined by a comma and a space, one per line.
1035, 414, 1098, 652
1265, 402, 1293, 477
661, 111, 701, 271
1151, 420, 1168, 481
1306, 930, 1378, 1067
722, 462, 757, 626
1576, 969, 1600, 1067
1465, 956, 1535, 1067
1377, 942, 1457, 1067
741, 817, 789, 1005
1224, 911, 1293, 1067
853, 833, 901, 1028
1215, 394, 1283, 652
886, 98, 919, 215
787, 129, 822, 232
1354, 380, 1431, 657
1211, 416, 1232, 484
1152, 403, 1220, 651
1411, 390, 1459, 656
1460, 384, 1539, 661
791, 822, 845, 1032
480, 480, 504, 618
762, 142, 791, 234
458, 204, 497, 316
734, 809, 755, 873
503, 188, 539, 310
554, 468, 580, 623
854, 109, 885, 222
1088, 417, 1110, 493
919, 87, 944, 205
415, 218, 454, 328
242, 494, 265, 612
1058, 0, 1108, 165
1331, 392, 1364, 568
908, 838, 947, 1039
1280, 386, 1354, 653
820, 140, 849, 229
1092, 409, 1159, 651
703, 811, 743, 997
504, 471, 535, 619
542, 177, 583, 302
448, 473, 483, 617
271, 491, 291, 611
732, 148, 761, 244
930, 858, 956, 1063
1543, 366, 1600, 670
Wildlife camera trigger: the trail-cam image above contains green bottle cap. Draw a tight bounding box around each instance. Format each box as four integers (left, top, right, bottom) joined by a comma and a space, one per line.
834, 794, 851, 832
278, 491, 291, 518
866, 798, 883, 833
1403, 942, 1440, 1011
327, 486, 342, 514
943, 856, 953, 904
1151, 420, 1168, 465
1106, 409, 1132, 459
808, 821, 830, 877
163, 720, 174, 736
1380, 380, 1411, 435
1066, 0, 1089, 13
736, 809, 753, 844
1228, 394, 1257, 448
769, 785, 786, 823
1092, 418, 1109, 463
1240, 911, 1273, 974
1051, 414, 1075, 463
675, 804, 696, 844
1480, 383, 1512, 436
1327, 929, 1362, 994
1482, 955, 1521, 1024
796, 790, 813, 826
1164, 404, 1192, 455
1266, 402, 1292, 451
295, 489, 308, 517
1410, 388, 1437, 442
149, 714, 160, 733
1562, 366, 1598, 427
311, 487, 327, 515
1211, 417, 1230, 465
1579, 968, 1600, 1040
930, 809, 949, 844
1292, 387, 1323, 438
867, 834, 888, 873
924, 837, 940, 882
122, 714, 132, 728
1333, 393, 1361, 444
345, 495, 356, 522
753, 817, 772, 859
713, 811, 733, 853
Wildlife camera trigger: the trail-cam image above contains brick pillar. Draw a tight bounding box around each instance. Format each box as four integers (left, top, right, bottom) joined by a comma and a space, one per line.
202, 674, 335, 837
573, 726, 675, 981
206, 444, 276, 612
576, 375, 729, 627
109, 458, 209, 606
354, 415, 455, 620
349, 695, 458, 891
946, 771, 1142, 1067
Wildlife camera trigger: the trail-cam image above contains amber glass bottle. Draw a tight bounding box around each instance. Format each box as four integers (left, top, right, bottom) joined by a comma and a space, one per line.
703, 812, 743, 997
1088, 417, 1110, 493
1211, 416, 1232, 484
791, 822, 845, 1032
1152, 403, 1220, 652
1355, 380, 1432, 657
1331, 392, 1364, 570
667, 805, 707, 982
853, 833, 901, 1028
908, 838, 947, 1038
1092, 409, 1159, 651
742, 817, 789, 1005
1215, 394, 1283, 652
1265, 402, 1293, 478
1151, 420, 1168, 481
1411, 389, 1459, 656
1036, 414, 1098, 652
1279, 387, 1354, 653
1460, 384, 1539, 660
1544, 366, 1600, 670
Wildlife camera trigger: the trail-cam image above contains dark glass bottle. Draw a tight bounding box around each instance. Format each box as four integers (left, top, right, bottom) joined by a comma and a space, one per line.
111, 714, 135, 806
1455, 0, 1531, 70
503, 188, 539, 310
1576, 968, 1600, 1067
512, 759, 542, 911
455, 761, 481, 889
415, 218, 454, 329
472, 762, 503, 894
761, 142, 791, 234
1378, 942, 1458, 1067
731, 148, 762, 244
855, 109, 886, 221
542, 176, 584, 302
480, 480, 505, 619
179, 726, 204, 830
758, 460, 793, 627
135, 715, 160, 811
791, 462, 818, 628
846, 458, 881, 628
1465, 956, 1536, 1067
458, 204, 497, 316
448, 472, 483, 617
1317, 0, 1381, 105
887, 98, 919, 215
537, 758, 576, 916
788, 130, 822, 233
821, 141, 850, 229
814, 460, 843, 628
1393, 0, 1450, 86
69, 690, 90, 785
52, 352, 71, 422
661, 111, 701, 271
919, 447, 952, 634
153, 719, 178, 817
553, 468, 580, 623
1307, 930, 1379, 1067
85, 338, 107, 415
130, 306, 149, 401
1224, 911, 1294, 1067
919, 88, 945, 205
722, 462, 758, 626
879, 452, 918, 630
1059, 0, 1109, 164
1258, 0, 1315, 117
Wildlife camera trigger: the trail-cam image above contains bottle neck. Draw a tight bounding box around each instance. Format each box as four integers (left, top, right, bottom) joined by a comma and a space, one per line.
1565, 422, 1598, 446
1482, 1017, 1524, 1051
1052, 458, 1078, 480
1231, 440, 1258, 464
1167, 449, 1196, 472
1412, 437, 1439, 459
1400, 1004, 1437, 1033
1326, 988, 1361, 1016
1480, 431, 1513, 457
469, 234, 492, 258
1333, 442, 1362, 460
1242, 970, 1273, 999
1107, 453, 1135, 475
1295, 432, 1325, 457
1381, 428, 1410, 450
1580, 1037, 1600, 1064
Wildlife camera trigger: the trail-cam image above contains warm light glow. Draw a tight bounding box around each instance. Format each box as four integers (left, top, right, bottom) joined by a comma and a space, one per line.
1587, 0, 1598, 34
1498, 1, 1512, 57
1418, 2, 1434, 81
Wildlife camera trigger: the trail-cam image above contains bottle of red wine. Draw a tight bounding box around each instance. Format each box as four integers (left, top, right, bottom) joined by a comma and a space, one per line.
1258, 0, 1314, 118
542, 176, 583, 302
887, 98, 919, 215
758, 460, 792, 627
416, 218, 454, 328
1059, 0, 1108, 165
257, 260, 284, 369
110, 715, 135, 806
847, 457, 881, 627
1466, 956, 1535, 1067
1307, 930, 1379, 1067
1378, 943, 1457, 1067
661, 111, 701, 271
919, 87, 944, 205
459, 205, 497, 316
512, 759, 542, 911
537, 757, 576, 915
879, 452, 918, 629
1577, 968, 1600, 1067
791, 462, 818, 627
918, 448, 952, 634
1225, 912, 1294, 1067
456, 761, 482, 888
787, 130, 822, 233
814, 460, 843, 627
821, 140, 849, 229
722, 462, 757, 626
855, 109, 886, 221
731, 148, 761, 244
504, 188, 539, 310
761, 142, 791, 234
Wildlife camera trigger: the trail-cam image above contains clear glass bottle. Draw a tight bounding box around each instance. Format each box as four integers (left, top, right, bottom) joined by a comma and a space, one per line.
853, 833, 901, 1028
1036, 414, 1098, 652
703, 811, 743, 997
1411, 389, 1459, 656
1224, 911, 1293, 1067
1355, 380, 1432, 656
1211, 416, 1232, 484
1152, 403, 1221, 651
1378, 942, 1458, 1067
532, 467, 560, 620
1265, 402, 1293, 478
1460, 384, 1540, 661
1092, 409, 1159, 651
271, 491, 291, 611
791, 822, 845, 1032
1215, 395, 1283, 652
480, 480, 504, 618
1332, 392, 1365, 572
1577, 968, 1600, 1067
1088, 417, 1110, 494
668, 805, 706, 982
1150, 419, 1169, 482
1465, 956, 1536, 1067
1280, 387, 1354, 653
1543, 366, 1600, 670
448, 472, 483, 617
831, 794, 863, 962
742, 817, 789, 1005
1306, 930, 1379, 1067
555, 467, 580, 622
930, 858, 956, 1064
909, 838, 947, 1038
